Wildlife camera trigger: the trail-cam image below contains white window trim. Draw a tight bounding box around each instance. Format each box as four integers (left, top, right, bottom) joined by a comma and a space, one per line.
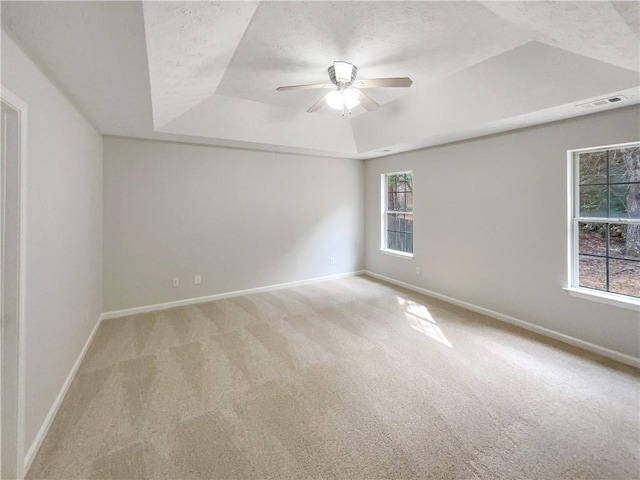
566, 141, 640, 311
564, 287, 640, 312
381, 171, 414, 257
379, 248, 414, 259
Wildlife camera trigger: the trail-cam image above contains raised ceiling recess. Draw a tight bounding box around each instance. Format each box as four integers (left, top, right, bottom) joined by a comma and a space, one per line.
2, 1, 639, 159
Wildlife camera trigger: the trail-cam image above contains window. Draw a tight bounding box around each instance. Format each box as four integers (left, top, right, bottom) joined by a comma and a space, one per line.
382, 171, 413, 255
569, 143, 640, 303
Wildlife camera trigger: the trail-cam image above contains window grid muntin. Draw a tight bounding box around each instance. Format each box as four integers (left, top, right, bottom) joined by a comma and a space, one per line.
383, 171, 413, 254
572, 143, 640, 299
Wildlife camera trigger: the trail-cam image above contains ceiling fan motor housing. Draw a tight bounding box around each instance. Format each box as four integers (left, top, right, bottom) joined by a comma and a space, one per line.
275, 60, 410, 113
329, 61, 357, 85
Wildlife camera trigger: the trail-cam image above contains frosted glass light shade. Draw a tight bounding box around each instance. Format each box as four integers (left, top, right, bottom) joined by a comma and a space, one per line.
326, 88, 360, 111
343, 88, 360, 109
326, 91, 343, 110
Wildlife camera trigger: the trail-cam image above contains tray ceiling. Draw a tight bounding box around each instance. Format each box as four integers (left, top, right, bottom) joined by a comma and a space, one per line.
2, 1, 639, 159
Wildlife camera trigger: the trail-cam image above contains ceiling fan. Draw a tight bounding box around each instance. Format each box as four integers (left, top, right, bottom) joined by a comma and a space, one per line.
276, 61, 413, 115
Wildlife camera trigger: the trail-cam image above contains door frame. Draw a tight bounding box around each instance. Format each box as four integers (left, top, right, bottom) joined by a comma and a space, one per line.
1, 86, 28, 480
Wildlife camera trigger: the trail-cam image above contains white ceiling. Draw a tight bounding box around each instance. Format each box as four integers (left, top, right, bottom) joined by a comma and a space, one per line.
2, 1, 639, 159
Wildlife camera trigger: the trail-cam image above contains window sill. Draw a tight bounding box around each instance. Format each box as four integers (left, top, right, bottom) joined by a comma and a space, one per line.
564, 287, 640, 312
379, 249, 414, 260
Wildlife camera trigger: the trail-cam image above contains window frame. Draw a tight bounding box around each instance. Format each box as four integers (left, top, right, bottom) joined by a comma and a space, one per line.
566, 142, 640, 311
380, 170, 414, 258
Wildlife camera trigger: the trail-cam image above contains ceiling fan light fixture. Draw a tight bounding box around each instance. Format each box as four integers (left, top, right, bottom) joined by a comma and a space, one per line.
326, 88, 360, 111
325, 91, 343, 110
343, 88, 360, 109
277, 61, 411, 114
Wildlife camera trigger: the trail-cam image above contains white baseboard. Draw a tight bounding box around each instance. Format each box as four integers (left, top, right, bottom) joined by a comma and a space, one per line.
364, 271, 640, 369
24, 267, 634, 478
23, 314, 104, 475
101, 271, 366, 320
22, 271, 364, 475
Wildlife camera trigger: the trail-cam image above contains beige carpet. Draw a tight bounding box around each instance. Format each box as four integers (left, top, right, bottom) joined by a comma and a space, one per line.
27, 276, 639, 479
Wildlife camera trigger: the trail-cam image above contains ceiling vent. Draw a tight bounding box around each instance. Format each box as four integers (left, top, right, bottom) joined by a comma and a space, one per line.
577, 95, 627, 109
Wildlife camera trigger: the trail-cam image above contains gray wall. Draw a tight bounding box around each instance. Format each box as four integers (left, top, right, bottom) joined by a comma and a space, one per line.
103, 137, 364, 311
1, 31, 103, 453
3, 18, 637, 464
364, 106, 640, 359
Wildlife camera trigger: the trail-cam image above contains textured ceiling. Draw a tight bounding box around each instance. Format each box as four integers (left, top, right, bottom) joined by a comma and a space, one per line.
213, 1, 531, 113
2, 1, 639, 159
143, 1, 260, 128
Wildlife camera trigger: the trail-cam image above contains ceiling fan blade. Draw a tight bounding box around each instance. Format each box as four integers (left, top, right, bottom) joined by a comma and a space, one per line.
358, 91, 380, 111
353, 77, 413, 89
276, 83, 334, 91
307, 95, 327, 112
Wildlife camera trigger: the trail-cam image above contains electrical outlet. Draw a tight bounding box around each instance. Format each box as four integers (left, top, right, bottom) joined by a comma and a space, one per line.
330, 256, 336, 265
172, 277, 180, 287
194, 275, 201, 285
416, 267, 421, 275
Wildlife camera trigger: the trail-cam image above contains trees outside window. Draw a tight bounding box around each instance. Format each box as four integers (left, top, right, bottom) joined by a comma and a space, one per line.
383, 172, 413, 254
571, 143, 640, 299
